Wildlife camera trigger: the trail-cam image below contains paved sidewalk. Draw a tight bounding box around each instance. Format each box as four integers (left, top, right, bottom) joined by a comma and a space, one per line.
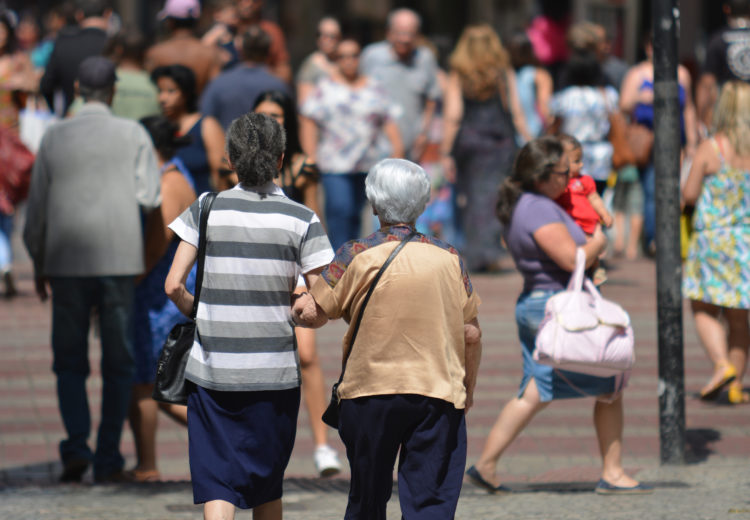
1, 229, 749, 518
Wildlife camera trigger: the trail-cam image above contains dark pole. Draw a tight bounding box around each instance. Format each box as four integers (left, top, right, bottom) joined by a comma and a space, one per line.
652, 0, 686, 464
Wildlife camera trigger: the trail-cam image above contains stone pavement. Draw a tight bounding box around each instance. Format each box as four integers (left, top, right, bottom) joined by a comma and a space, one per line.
1, 229, 749, 519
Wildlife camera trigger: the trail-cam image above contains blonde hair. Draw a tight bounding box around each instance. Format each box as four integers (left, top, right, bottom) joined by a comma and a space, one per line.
714, 81, 750, 156
449, 24, 510, 102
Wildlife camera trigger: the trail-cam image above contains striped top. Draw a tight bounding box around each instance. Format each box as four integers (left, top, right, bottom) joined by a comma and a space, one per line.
169, 183, 334, 391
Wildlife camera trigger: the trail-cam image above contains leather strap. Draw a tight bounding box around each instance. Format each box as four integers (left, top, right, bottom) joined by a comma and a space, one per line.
190, 192, 217, 320
334, 229, 419, 385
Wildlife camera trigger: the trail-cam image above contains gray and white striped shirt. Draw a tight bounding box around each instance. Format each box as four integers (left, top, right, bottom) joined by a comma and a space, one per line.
169, 183, 333, 391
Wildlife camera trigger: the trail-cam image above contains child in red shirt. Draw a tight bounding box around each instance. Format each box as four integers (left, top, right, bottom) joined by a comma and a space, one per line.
555, 135, 613, 283
555, 134, 613, 233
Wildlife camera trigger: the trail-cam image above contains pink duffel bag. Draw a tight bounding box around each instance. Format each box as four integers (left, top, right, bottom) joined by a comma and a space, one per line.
533, 249, 635, 386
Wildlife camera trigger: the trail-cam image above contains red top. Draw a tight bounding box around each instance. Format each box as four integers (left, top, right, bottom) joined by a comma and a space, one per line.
554, 174, 600, 234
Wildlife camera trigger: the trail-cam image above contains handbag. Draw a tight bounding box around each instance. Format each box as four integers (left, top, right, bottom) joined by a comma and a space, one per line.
601, 87, 636, 170
626, 123, 654, 168
152, 192, 217, 405
0, 126, 35, 216
533, 248, 634, 388
322, 230, 419, 429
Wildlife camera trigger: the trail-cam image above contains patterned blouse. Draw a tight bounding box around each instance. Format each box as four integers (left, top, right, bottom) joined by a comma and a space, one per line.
550, 85, 619, 181
301, 77, 397, 174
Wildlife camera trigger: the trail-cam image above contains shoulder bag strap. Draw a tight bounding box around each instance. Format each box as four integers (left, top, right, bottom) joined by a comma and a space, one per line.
190, 192, 218, 320
334, 229, 419, 384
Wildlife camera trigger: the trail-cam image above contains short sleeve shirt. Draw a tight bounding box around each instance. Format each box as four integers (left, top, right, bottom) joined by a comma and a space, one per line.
300, 78, 397, 173
359, 42, 442, 151
309, 225, 480, 408
168, 184, 334, 391
505, 192, 587, 293
554, 174, 600, 234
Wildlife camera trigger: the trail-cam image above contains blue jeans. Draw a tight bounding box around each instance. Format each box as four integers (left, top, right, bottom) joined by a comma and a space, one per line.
321, 172, 367, 252
639, 162, 655, 248
50, 276, 136, 478
0, 212, 12, 272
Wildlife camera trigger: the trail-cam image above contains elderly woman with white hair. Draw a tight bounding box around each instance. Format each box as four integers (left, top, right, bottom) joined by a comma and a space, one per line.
293, 158, 483, 519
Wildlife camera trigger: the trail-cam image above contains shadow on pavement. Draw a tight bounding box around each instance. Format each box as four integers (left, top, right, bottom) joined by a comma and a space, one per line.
461, 480, 690, 495
685, 428, 721, 463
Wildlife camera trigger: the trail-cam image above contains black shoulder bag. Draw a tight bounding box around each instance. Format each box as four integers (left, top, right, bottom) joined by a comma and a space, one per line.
152, 192, 218, 405
322, 230, 418, 428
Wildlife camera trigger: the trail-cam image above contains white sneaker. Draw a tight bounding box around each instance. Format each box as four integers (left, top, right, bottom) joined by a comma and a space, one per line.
313, 444, 341, 477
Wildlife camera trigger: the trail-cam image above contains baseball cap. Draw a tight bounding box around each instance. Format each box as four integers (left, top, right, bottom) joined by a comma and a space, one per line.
157, 0, 201, 20
78, 56, 117, 89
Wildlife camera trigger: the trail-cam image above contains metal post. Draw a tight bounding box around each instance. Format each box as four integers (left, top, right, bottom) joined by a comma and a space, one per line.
652, 0, 686, 465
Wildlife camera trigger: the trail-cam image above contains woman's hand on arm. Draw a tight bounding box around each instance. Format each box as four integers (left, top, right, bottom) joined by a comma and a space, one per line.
201, 116, 227, 191
533, 222, 606, 271
292, 266, 330, 328
463, 317, 482, 414
164, 240, 198, 317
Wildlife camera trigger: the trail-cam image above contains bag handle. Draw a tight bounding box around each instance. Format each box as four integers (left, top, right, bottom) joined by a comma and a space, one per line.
333, 230, 419, 387
566, 247, 587, 293
191, 192, 218, 320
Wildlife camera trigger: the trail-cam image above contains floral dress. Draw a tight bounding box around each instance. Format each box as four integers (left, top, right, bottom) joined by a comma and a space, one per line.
683, 138, 750, 308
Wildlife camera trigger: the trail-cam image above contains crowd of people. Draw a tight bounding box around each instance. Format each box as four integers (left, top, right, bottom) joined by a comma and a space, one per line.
0, 0, 748, 518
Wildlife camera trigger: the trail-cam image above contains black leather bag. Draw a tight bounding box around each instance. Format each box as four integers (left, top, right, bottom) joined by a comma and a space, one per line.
152, 192, 217, 405
322, 231, 418, 428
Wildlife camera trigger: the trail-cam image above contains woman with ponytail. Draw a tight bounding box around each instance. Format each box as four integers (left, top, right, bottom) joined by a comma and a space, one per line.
467, 136, 650, 495
164, 112, 335, 520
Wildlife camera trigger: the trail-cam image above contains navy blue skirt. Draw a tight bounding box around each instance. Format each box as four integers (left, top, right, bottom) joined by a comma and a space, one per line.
187, 385, 301, 509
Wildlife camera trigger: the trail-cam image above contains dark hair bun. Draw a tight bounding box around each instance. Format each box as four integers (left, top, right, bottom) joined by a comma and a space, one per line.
227, 112, 286, 187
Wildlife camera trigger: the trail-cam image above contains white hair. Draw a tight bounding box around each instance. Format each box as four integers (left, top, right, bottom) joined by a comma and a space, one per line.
366, 158, 431, 224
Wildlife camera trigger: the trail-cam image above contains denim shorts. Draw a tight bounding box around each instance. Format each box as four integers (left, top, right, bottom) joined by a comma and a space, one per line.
516, 290, 616, 402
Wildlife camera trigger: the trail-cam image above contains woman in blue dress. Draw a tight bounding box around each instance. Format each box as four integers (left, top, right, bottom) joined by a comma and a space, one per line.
127, 116, 198, 482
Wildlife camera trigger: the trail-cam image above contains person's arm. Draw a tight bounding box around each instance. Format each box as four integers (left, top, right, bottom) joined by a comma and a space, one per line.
200, 115, 226, 190
535, 67, 553, 129
143, 169, 197, 275
299, 115, 319, 163
533, 221, 607, 271
22, 144, 50, 301
384, 118, 404, 159
682, 138, 715, 206
133, 127, 161, 210
506, 68, 532, 143
293, 156, 321, 216
678, 65, 698, 157
164, 240, 198, 317
292, 290, 329, 328
440, 71, 463, 182
619, 65, 646, 114
463, 316, 482, 414
588, 191, 613, 227
410, 98, 436, 160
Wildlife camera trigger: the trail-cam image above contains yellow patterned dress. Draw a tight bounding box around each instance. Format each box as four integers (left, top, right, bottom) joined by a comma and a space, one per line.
683, 138, 750, 308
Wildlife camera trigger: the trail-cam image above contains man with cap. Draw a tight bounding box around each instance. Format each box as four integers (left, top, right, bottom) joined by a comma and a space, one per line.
145, 0, 222, 94
24, 56, 161, 483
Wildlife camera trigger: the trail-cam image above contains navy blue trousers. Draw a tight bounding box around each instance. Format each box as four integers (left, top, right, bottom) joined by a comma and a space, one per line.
339, 394, 466, 520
